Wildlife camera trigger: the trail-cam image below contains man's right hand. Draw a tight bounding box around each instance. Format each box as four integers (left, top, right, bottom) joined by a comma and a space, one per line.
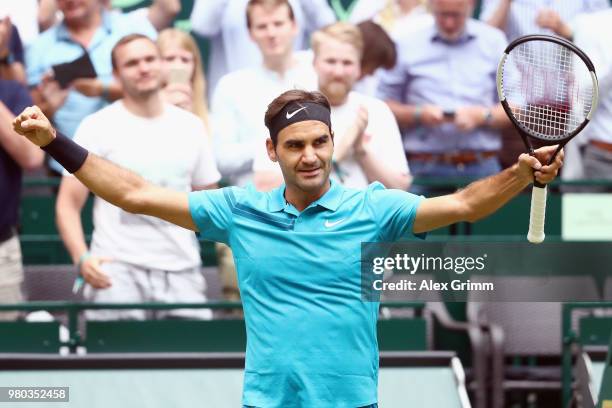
420, 105, 445, 127
334, 105, 368, 162
160, 83, 193, 111
39, 73, 69, 112
80, 256, 113, 289
13, 105, 56, 147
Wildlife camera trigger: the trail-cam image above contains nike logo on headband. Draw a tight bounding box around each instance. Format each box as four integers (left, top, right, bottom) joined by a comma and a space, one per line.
286, 107, 307, 119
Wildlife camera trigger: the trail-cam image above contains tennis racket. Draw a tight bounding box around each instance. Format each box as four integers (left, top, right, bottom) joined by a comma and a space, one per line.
497, 34, 599, 243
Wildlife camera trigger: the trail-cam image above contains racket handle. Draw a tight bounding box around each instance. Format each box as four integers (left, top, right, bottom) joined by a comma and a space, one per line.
527, 185, 547, 244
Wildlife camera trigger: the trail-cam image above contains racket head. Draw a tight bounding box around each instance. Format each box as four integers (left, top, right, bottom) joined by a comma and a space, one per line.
497, 34, 599, 147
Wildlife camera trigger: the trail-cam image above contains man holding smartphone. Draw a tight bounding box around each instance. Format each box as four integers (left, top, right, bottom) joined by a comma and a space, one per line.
25, 0, 179, 176
160, 65, 193, 113
54, 34, 220, 320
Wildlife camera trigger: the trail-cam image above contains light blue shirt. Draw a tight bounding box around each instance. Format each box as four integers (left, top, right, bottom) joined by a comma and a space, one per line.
479, 0, 609, 42
26, 11, 156, 173
189, 180, 424, 407
377, 19, 507, 154
572, 9, 612, 144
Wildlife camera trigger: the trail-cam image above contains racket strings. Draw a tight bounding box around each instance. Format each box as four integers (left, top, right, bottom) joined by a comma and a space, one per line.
501, 40, 594, 141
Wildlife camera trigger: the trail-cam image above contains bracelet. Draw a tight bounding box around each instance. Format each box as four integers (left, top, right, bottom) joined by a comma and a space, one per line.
77, 251, 91, 269
73, 252, 90, 295
101, 83, 110, 101
41, 132, 89, 173
413, 105, 422, 124
483, 108, 493, 126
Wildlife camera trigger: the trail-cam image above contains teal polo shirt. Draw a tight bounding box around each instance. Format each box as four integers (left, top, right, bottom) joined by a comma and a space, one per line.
189, 180, 424, 407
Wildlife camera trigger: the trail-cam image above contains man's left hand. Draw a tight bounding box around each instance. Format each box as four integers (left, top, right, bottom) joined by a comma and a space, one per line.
454, 106, 487, 132
72, 78, 105, 98
536, 9, 562, 31
536, 9, 572, 38
516, 145, 564, 185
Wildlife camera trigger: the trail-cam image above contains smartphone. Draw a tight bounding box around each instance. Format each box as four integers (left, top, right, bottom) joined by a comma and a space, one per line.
167, 67, 191, 85
443, 110, 455, 119
52, 52, 97, 88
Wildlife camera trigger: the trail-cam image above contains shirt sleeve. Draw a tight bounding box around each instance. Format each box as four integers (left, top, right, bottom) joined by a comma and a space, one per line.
62, 115, 104, 177
25, 38, 46, 86
9, 25, 24, 64
210, 75, 256, 178
114, 10, 157, 41
376, 41, 409, 103
367, 183, 425, 242
71, 115, 103, 153
573, 12, 612, 99
584, 0, 610, 13
6, 81, 33, 115
297, 0, 336, 32
188, 187, 237, 244
189, 0, 229, 37
478, 0, 500, 21
191, 121, 222, 187
367, 99, 410, 175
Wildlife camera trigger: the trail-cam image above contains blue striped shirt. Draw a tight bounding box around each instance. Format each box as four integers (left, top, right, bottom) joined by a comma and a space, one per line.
377, 19, 508, 154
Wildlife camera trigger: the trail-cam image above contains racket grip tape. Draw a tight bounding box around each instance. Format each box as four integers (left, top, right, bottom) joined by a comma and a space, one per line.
527, 185, 547, 244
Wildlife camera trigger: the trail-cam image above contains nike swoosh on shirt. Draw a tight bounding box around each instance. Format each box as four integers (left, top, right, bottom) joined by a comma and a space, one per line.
325, 219, 345, 228
286, 107, 307, 119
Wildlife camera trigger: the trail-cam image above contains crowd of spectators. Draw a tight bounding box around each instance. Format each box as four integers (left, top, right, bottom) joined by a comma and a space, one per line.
1, 0, 610, 320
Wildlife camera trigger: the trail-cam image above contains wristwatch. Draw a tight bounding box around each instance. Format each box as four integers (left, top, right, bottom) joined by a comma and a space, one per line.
483, 108, 493, 126
413, 105, 422, 124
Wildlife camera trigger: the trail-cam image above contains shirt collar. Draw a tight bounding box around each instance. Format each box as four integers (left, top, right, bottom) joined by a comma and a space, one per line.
269, 179, 344, 213
431, 20, 476, 45
313, 178, 343, 211
269, 184, 287, 212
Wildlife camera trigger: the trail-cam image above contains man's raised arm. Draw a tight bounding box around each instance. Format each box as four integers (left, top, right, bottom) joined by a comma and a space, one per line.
13, 105, 199, 232
413, 147, 564, 234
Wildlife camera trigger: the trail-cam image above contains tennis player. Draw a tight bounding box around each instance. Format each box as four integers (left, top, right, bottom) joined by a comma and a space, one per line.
13, 89, 562, 408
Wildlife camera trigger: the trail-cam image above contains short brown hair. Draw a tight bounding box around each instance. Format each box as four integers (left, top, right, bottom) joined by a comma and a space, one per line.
357, 20, 397, 72
111, 34, 157, 70
264, 89, 331, 146
246, 0, 295, 29
311, 22, 364, 60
